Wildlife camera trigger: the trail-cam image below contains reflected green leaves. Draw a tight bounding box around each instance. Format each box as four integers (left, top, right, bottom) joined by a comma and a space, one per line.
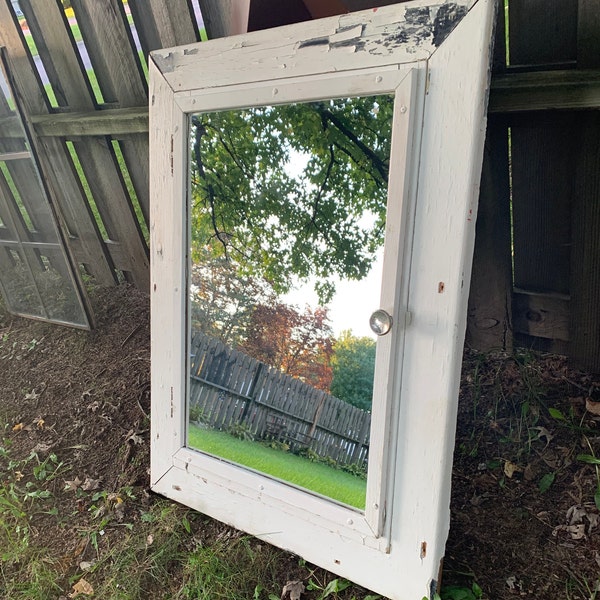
190, 95, 393, 303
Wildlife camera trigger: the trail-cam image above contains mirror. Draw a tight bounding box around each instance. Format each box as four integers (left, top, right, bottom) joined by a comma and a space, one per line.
187, 96, 393, 510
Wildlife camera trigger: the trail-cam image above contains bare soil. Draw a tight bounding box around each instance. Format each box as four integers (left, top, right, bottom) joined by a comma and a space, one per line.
1, 285, 599, 599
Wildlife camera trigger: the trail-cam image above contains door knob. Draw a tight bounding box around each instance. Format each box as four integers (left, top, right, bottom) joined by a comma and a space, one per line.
369, 309, 392, 336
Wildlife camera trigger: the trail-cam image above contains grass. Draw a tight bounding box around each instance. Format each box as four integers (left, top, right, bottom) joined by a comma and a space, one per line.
0, 430, 286, 600
188, 425, 367, 510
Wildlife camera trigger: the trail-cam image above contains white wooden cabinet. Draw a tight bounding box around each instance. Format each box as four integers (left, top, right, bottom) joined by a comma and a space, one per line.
149, 2, 495, 598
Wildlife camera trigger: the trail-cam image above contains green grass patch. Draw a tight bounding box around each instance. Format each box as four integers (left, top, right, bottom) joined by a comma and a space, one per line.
188, 426, 366, 510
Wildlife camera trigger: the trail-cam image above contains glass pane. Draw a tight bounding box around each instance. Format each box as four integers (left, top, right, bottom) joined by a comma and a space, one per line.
187, 96, 393, 510
0, 60, 90, 328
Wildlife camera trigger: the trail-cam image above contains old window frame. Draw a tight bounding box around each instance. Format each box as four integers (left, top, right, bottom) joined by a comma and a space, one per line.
149, 2, 495, 598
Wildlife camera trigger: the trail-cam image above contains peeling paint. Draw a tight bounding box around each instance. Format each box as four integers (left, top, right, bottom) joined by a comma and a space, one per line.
183, 47, 199, 56
298, 36, 330, 49
433, 3, 468, 46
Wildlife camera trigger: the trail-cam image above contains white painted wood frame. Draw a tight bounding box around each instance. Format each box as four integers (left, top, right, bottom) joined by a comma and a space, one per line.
149, 2, 495, 598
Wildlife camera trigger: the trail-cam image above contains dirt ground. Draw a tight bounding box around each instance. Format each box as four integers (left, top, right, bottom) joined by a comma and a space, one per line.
1, 285, 599, 599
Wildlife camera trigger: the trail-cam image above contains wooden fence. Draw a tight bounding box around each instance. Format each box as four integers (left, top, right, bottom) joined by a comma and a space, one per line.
0, 1, 599, 369
189, 331, 371, 470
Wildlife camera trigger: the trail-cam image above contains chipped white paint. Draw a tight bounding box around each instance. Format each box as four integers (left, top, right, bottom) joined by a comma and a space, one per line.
152, 0, 477, 91
149, 2, 495, 599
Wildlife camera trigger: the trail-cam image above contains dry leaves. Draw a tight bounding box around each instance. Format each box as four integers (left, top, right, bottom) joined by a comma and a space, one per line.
503, 460, 522, 479
586, 398, 600, 416
281, 580, 305, 600
553, 504, 600, 540
69, 577, 94, 597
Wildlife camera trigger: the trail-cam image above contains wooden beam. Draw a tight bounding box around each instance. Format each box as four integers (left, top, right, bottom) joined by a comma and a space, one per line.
512, 289, 570, 342
466, 117, 512, 352
30, 107, 149, 137
2, 68, 599, 142
489, 69, 600, 113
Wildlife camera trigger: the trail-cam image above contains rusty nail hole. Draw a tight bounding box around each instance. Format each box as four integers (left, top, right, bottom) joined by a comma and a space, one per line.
334, 559, 340, 565
438, 282, 445, 293
153, 283, 157, 291
420, 541, 427, 559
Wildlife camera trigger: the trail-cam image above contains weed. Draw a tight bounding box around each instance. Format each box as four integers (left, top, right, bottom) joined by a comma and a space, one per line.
576, 437, 600, 510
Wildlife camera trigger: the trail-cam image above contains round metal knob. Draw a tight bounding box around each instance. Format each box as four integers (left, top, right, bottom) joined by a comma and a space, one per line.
369, 309, 392, 336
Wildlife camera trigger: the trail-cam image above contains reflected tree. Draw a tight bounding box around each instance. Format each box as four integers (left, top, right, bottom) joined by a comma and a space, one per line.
190, 95, 393, 302
330, 331, 376, 410
239, 302, 334, 392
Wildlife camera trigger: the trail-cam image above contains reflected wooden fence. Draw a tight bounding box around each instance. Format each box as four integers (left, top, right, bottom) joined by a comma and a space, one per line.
189, 331, 370, 470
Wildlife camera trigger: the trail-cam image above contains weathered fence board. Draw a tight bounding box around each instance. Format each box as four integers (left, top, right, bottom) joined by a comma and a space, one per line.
508, 0, 577, 68
189, 331, 370, 469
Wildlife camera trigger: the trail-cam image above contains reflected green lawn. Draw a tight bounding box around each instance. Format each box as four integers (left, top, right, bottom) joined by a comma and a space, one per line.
188, 425, 366, 510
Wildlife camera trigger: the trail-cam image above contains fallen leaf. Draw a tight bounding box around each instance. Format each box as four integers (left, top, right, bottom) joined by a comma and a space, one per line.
146, 534, 154, 546
14, 470, 24, 481
567, 505, 588, 524
64, 477, 83, 492
24, 390, 40, 401
531, 426, 553, 446
504, 460, 521, 478
69, 577, 94, 597
129, 433, 144, 445
281, 580, 305, 600
81, 477, 102, 491
79, 561, 94, 571
35, 418, 45, 430
12, 422, 24, 432
586, 398, 600, 416
553, 523, 586, 540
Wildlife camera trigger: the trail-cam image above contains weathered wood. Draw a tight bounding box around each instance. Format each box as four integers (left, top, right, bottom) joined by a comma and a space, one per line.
511, 113, 576, 297
24, 0, 150, 286
508, 0, 577, 68
0, 6, 116, 286
152, 0, 477, 93
200, 0, 250, 38
150, 1, 495, 597
571, 112, 600, 371
466, 117, 512, 352
489, 69, 600, 113
69, 0, 150, 228
513, 289, 570, 342
28, 108, 149, 138
578, 0, 600, 68
130, 0, 200, 54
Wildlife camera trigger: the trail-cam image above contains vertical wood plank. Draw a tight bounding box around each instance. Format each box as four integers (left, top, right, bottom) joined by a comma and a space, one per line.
466, 117, 512, 352
130, 0, 200, 55
508, 0, 577, 67
511, 114, 576, 296
570, 117, 600, 368
570, 0, 600, 371
577, 0, 600, 68
199, 0, 250, 38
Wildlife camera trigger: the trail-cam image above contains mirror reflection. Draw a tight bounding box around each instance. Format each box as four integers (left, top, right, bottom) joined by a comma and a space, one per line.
187, 95, 393, 509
